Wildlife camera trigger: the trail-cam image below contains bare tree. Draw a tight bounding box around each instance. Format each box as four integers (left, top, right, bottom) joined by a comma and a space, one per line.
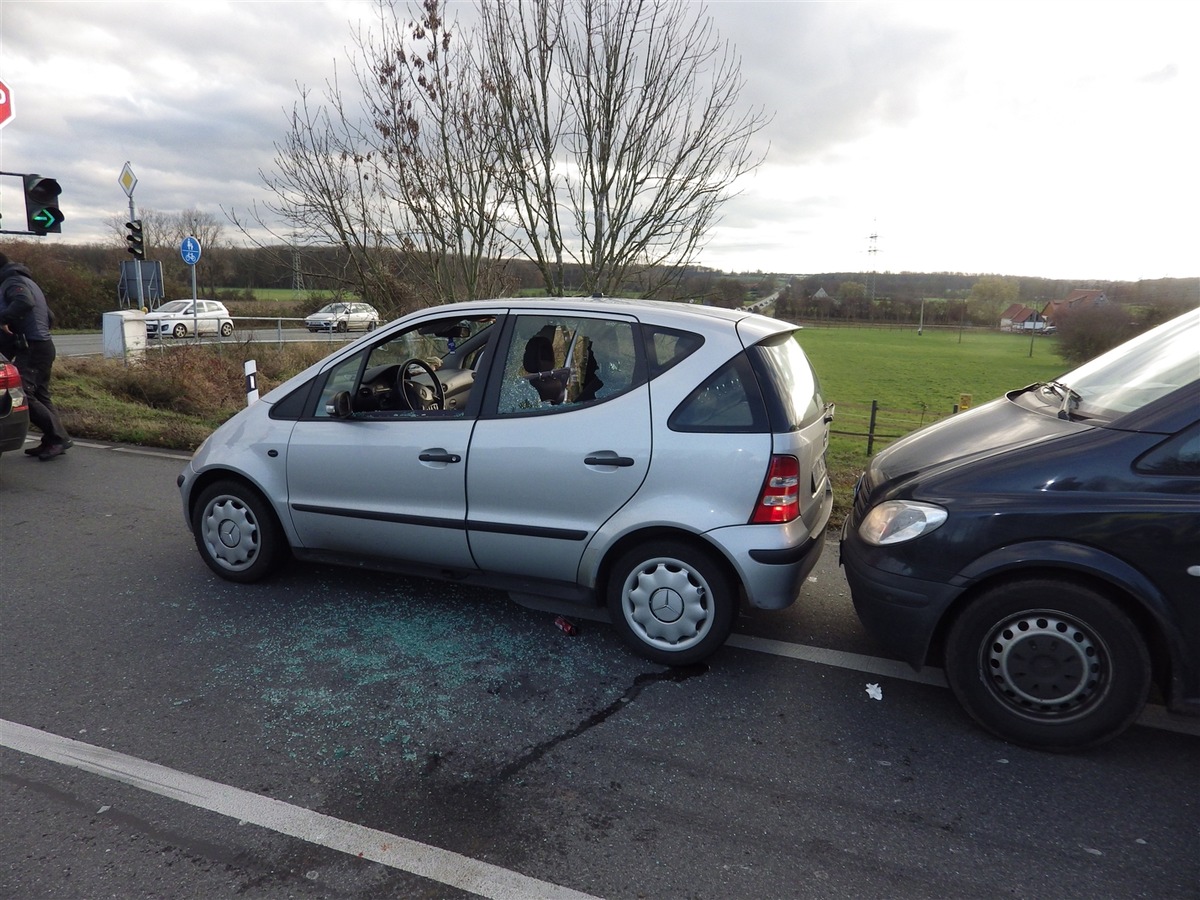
246, 77, 419, 318
249, 0, 769, 305
351, 0, 514, 301
480, 0, 769, 296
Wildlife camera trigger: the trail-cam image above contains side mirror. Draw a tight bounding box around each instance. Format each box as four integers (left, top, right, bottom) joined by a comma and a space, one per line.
326, 390, 354, 419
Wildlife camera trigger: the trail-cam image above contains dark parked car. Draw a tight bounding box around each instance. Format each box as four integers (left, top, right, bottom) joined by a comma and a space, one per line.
841, 308, 1199, 750
1, 352, 30, 463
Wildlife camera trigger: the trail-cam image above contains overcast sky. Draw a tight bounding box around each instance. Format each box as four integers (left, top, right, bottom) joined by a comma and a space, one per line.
1, 0, 1196, 281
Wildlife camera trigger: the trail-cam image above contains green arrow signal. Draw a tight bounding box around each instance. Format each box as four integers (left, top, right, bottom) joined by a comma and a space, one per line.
32, 208, 63, 229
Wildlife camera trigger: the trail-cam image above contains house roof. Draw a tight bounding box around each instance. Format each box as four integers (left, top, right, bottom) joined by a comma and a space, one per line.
1042, 289, 1107, 321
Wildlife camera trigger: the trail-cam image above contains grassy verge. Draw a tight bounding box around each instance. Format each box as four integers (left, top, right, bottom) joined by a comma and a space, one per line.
54, 342, 332, 450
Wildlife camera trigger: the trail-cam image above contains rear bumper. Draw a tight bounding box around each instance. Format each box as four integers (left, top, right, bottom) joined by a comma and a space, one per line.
708, 487, 833, 611
0, 409, 31, 453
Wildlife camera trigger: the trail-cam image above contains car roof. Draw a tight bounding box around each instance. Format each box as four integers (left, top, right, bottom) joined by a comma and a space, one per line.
422, 296, 789, 331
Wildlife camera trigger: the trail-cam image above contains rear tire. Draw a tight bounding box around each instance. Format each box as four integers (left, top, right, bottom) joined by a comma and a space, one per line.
220, 321, 234, 337
944, 579, 1151, 751
191, 480, 287, 583
606, 540, 737, 666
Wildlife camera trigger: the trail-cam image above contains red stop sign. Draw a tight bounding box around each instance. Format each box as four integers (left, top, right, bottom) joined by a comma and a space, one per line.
0, 80, 12, 129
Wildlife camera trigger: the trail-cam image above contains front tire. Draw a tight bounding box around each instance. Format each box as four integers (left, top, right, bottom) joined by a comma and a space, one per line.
191, 480, 286, 583
606, 540, 737, 666
172, 323, 188, 338
944, 579, 1151, 751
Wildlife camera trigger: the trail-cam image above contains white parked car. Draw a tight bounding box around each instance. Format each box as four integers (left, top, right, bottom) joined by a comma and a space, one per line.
146, 300, 235, 339
305, 302, 380, 333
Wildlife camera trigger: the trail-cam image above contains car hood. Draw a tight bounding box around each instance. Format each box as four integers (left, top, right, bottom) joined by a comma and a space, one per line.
146, 311, 194, 320
868, 393, 1091, 491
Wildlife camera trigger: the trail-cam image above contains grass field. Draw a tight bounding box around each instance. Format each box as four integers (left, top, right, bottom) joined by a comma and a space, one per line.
239, 288, 343, 302
796, 324, 1067, 412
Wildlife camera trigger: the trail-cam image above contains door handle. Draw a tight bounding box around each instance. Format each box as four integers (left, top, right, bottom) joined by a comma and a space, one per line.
585, 455, 635, 467
419, 451, 462, 463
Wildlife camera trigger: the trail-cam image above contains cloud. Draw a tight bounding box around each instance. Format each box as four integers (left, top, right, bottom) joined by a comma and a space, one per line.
0, 0, 1196, 281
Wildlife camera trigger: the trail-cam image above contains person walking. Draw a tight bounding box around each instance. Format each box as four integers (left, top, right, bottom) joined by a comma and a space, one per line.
0, 251, 73, 460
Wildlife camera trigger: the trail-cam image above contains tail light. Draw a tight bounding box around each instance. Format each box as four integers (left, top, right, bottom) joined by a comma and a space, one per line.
1, 361, 27, 412
751, 455, 800, 524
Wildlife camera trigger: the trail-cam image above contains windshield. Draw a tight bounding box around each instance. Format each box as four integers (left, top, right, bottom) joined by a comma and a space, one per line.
1055, 309, 1198, 420
317, 303, 348, 314
158, 300, 192, 313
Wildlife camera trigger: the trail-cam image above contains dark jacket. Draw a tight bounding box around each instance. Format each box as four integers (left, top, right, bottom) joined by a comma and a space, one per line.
0, 262, 54, 342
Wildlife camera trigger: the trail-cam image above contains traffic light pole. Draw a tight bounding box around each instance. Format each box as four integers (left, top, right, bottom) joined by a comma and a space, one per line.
127, 196, 145, 310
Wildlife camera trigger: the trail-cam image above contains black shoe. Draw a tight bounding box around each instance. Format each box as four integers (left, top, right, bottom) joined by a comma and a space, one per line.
25, 444, 48, 456
38, 443, 68, 461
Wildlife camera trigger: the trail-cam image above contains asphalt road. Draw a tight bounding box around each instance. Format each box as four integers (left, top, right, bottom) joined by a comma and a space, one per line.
1, 439, 1197, 899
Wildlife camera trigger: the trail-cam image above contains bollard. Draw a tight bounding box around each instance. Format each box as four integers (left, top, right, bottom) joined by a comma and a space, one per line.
245, 360, 259, 405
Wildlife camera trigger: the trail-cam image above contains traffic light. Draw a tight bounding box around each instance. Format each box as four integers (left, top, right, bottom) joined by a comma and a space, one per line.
22, 174, 64, 234
125, 219, 145, 260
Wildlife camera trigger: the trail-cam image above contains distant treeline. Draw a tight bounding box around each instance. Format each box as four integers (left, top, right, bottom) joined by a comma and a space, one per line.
1, 238, 1195, 330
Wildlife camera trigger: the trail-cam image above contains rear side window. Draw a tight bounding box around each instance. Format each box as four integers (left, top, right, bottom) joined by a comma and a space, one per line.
669, 353, 768, 433
750, 331, 825, 432
643, 326, 703, 378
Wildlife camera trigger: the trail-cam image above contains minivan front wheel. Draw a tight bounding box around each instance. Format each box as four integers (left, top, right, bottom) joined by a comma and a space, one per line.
606, 540, 736, 666
192, 480, 286, 583
944, 579, 1151, 751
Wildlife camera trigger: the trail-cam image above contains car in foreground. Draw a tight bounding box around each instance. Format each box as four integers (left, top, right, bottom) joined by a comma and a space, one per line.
841, 308, 1200, 750
305, 302, 380, 333
179, 297, 834, 665
146, 299, 235, 339
0, 352, 30, 462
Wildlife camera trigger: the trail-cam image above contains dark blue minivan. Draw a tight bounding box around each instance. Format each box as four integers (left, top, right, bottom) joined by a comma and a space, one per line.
841, 308, 1199, 750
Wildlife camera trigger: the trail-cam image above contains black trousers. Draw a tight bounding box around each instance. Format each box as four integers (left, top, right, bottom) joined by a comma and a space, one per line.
14, 339, 70, 446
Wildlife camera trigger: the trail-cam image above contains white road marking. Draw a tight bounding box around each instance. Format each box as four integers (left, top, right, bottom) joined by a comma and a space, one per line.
1, 631, 1196, 899
725, 632, 1200, 738
0, 720, 599, 900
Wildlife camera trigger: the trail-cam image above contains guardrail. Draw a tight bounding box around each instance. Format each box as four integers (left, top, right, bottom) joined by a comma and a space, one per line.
144, 316, 361, 348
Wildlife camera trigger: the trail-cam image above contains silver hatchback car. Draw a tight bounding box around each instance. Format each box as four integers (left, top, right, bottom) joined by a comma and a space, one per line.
178, 298, 834, 664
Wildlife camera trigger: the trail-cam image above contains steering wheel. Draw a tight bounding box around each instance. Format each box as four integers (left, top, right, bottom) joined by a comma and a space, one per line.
395, 358, 445, 411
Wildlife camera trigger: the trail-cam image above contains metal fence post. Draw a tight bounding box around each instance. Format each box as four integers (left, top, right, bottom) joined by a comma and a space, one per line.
867, 400, 878, 456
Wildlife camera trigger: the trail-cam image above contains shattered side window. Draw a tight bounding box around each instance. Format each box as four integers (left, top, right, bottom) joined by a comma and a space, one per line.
496, 315, 639, 415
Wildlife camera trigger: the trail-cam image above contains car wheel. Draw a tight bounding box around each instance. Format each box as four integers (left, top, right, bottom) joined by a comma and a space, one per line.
172, 323, 188, 338
336, 320, 348, 333
220, 321, 234, 337
191, 480, 286, 584
944, 579, 1151, 751
606, 540, 737, 666
367, 320, 377, 331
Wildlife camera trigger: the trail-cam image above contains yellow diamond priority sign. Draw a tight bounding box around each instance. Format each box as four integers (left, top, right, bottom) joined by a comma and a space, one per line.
118, 162, 138, 197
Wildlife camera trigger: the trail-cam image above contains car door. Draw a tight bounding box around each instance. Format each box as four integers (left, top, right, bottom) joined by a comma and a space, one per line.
283, 322, 487, 571
466, 312, 651, 583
